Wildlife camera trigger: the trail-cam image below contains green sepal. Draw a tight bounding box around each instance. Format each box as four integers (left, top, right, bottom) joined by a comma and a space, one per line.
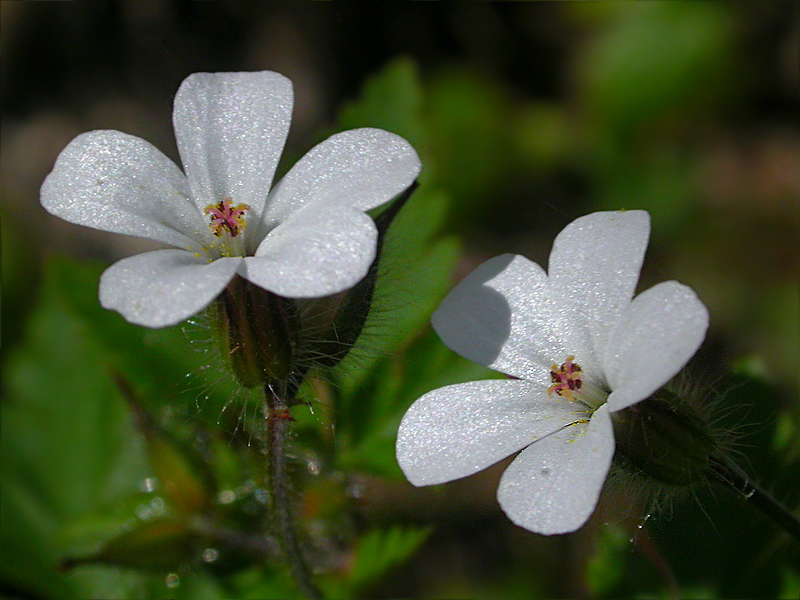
214, 276, 300, 389
307, 181, 420, 371
613, 388, 716, 486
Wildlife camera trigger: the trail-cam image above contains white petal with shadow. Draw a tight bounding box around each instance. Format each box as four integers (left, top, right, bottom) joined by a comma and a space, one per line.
396, 379, 584, 486
432, 254, 564, 380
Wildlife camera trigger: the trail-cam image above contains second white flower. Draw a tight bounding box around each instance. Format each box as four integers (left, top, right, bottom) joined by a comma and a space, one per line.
396, 210, 708, 535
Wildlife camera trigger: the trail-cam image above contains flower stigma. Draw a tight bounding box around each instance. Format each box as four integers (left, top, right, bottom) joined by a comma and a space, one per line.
203, 198, 251, 258
205, 198, 250, 238
548, 355, 606, 410
548, 356, 583, 401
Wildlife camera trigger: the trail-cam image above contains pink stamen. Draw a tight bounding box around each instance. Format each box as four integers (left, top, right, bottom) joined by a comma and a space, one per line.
204, 198, 250, 237
547, 356, 583, 401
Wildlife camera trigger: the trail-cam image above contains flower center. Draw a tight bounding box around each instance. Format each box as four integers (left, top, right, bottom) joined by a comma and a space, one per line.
547, 355, 607, 410
204, 198, 250, 238
547, 355, 583, 401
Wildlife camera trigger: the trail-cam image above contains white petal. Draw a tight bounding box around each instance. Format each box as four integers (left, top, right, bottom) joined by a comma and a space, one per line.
257, 128, 421, 242
604, 281, 709, 412
242, 202, 377, 298
497, 404, 615, 535
547, 211, 650, 384
397, 379, 585, 486
41, 130, 204, 249
432, 254, 565, 380
173, 71, 293, 219
99, 250, 240, 328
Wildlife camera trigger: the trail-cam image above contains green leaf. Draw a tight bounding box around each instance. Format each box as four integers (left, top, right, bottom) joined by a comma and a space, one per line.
585, 524, 628, 597
341, 526, 430, 597
337, 57, 425, 152
336, 188, 457, 397
117, 374, 217, 515
330, 189, 462, 478
579, 2, 733, 139
0, 257, 243, 598
1, 258, 150, 598
424, 69, 514, 222
64, 516, 197, 571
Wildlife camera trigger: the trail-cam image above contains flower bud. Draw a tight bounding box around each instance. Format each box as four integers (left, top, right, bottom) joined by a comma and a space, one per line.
612, 388, 716, 486
310, 181, 419, 370
215, 275, 299, 389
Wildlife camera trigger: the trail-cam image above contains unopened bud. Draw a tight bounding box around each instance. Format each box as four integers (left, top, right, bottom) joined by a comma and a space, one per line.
215, 276, 299, 389
613, 388, 716, 486
311, 181, 419, 369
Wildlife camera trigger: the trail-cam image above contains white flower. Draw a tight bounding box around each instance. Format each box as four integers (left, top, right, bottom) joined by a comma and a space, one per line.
396, 211, 709, 535
41, 71, 421, 328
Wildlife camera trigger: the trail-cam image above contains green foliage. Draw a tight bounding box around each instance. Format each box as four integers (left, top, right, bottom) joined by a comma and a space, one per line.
341, 526, 431, 596
585, 525, 628, 597
338, 58, 425, 152
2, 258, 152, 598
579, 2, 733, 139
330, 58, 497, 479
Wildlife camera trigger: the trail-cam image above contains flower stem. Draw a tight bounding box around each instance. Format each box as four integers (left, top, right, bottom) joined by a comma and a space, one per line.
263, 383, 322, 599
708, 454, 800, 543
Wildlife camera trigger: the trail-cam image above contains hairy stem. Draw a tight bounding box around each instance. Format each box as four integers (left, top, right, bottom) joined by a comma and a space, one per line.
264, 383, 322, 599
708, 454, 800, 543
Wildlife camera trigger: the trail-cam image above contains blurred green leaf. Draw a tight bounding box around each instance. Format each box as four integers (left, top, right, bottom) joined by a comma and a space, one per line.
1, 213, 41, 351
780, 568, 800, 600
338, 57, 425, 152
585, 525, 628, 597
117, 374, 217, 515
1, 258, 150, 598
0, 257, 255, 598
342, 526, 430, 596
64, 516, 196, 571
573, 2, 735, 229
580, 2, 733, 140
425, 69, 513, 223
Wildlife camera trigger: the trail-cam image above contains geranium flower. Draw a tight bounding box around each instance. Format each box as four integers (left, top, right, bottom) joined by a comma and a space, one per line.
396, 211, 708, 535
41, 71, 421, 327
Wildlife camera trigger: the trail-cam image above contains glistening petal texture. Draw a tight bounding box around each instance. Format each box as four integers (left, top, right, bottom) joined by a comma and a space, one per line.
497, 404, 615, 535
432, 254, 565, 380
548, 211, 650, 385
396, 379, 585, 486
605, 281, 709, 412
99, 249, 240, 328
243, 202, 377, 298
173, 71, 293, 218
41, 130, 203, 249
258, 128, 421, 243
